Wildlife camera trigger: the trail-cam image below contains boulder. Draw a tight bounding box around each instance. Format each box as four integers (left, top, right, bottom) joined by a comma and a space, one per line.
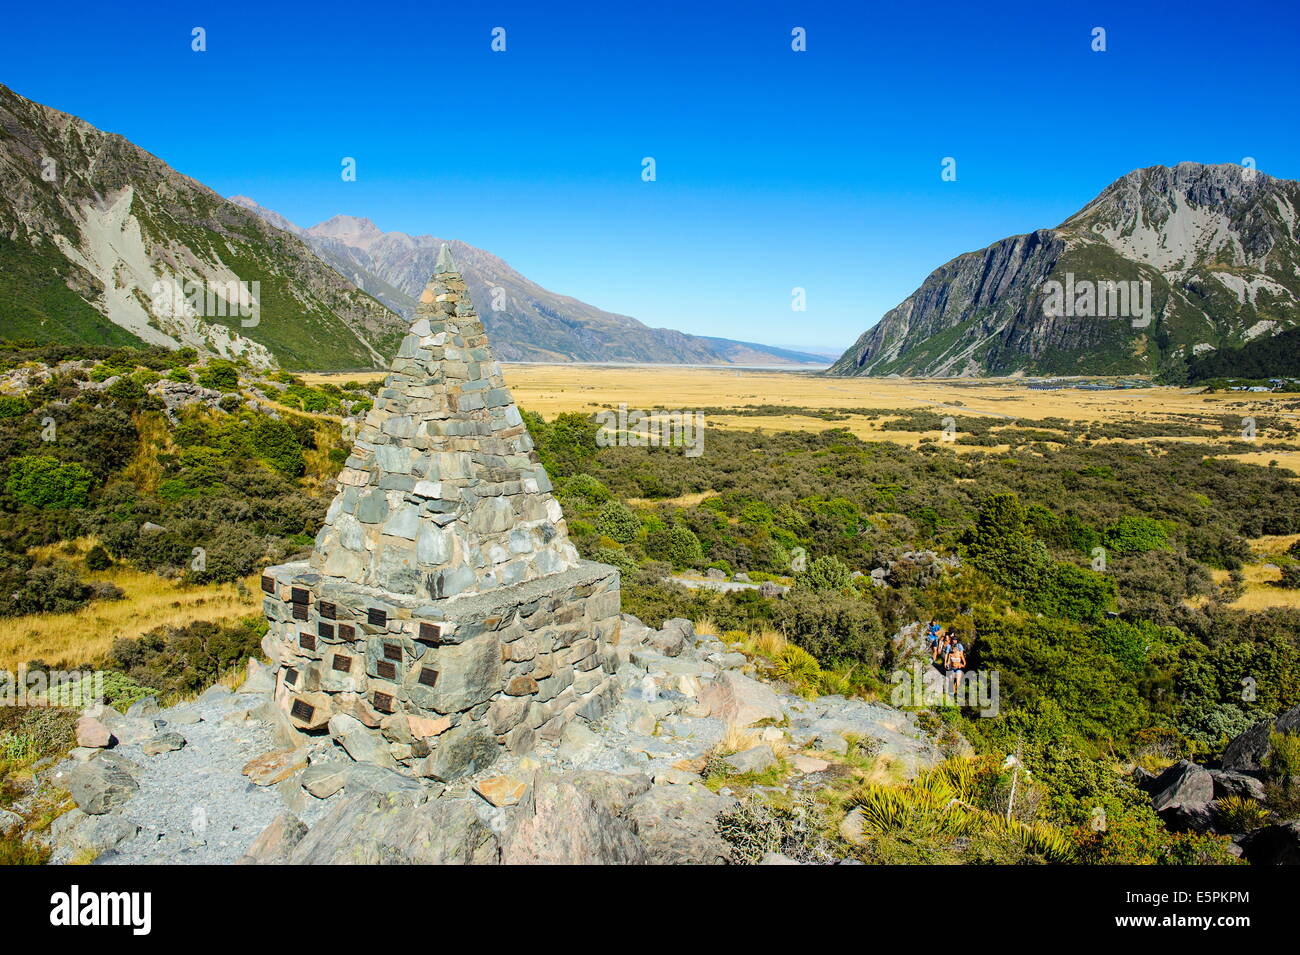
287, 791, 498, 864
723, 744, 778, 775
140, 732, 186, 756
418, 723, 499, 782
626, 784, 737, 864
126, 696, 160, 718
791, 754, 830, 774
341, 763, 423, 795
699, 671, 784, 728
474, 775, 527, 808
840, 807, 867, 844
238, 812, 308, 864
301, 764, 350, 799
242, 749, 309, 786
1150, 760, 1214, 813
556, 721, 601, 764
66, 813, 139, 855
1222, 705, 1300, 772
649, 628, 686, 657
1210, 768, 1267, 802
499, 771, 645, 864
0, 808, 23, 835
1241, 821, 1300, 865
329, 714, 398, 768
65, 760, 138, 815
74, 716, 113, 749
99, 712, 161, 745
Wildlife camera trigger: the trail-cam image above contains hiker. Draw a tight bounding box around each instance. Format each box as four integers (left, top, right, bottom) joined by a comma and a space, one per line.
945, 637, 967, 694
925, 620, 940, 656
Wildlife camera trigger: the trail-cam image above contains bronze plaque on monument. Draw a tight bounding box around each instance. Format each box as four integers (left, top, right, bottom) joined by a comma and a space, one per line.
418, 667, 439, 687
290, 699, 315, 722
368, 608, 387, 627
332, 654, 352, 673
299, 632, 316, 651
318, 622, 335, 640
376, 660, 397, 680
319, 601, 336, 619
373, 691, 394, 713
383, 642, 402, 661
260, 575, 275, 594
291, 587, 310, 605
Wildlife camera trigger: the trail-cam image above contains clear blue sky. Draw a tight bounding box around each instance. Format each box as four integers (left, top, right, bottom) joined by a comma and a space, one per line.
3, 0, 1297, 353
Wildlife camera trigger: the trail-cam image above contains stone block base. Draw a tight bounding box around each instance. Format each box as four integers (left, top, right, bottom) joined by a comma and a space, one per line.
260, 559, 621, 780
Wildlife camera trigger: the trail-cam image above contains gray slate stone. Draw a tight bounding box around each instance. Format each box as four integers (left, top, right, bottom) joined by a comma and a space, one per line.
66, 760, 139, 815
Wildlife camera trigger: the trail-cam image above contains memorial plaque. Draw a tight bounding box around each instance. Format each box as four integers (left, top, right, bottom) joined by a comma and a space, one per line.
290, 699, 315, 722
319, 601, 336, 620
368, 608, 387, 627
338, 624, 355, 641
285, 667, 299, 687
419, 621, 450, 644
383, 643, 402, 662
260, 575, 275, 594
292, 603, 308, 621
299, 631, 316, 651
332, 654, 353, 673
373, 691, 394, 713
291, 587, 310, 605
376, 660, 397, 680
418, 667, 439, 688
318, 622, 335, 640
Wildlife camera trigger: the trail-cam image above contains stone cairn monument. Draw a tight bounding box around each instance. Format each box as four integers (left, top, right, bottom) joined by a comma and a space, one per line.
260, 247, 621, 781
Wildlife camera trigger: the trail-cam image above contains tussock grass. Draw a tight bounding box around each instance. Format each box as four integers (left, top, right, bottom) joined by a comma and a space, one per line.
0, 567, 261, 671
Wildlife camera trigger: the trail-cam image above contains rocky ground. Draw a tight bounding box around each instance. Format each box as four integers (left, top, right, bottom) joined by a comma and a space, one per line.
34, 614, 943, 865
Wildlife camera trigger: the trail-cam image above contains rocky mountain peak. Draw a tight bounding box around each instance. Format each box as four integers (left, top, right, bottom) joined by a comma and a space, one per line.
828, 162, 1300, 378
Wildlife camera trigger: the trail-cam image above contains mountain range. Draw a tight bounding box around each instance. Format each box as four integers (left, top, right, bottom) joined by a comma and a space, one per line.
0, 83, 823, 370
828, 162, 1300, 378
228, 198, 827, 366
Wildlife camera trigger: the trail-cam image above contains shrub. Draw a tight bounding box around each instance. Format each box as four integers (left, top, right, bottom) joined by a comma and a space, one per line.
594, 501, 640, 544
1104, 515, 1170, 555
109, 617, 267, 697
794, 554, 856, 594
775, 590, 885, 666
645, 525, 703, 567
196, 360, 239, 392
5, 456, 95, 509
250, 418, 305, 477
84, 544, 112, 571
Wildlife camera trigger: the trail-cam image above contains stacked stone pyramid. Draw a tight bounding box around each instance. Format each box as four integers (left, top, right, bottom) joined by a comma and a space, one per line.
261, 249, 620, 771
310, 245, 580, 600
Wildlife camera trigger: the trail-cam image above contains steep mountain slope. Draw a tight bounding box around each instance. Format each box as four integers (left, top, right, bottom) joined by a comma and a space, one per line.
828, 163, 1300, 377
0, 83, 406, 370
231, 198, 827, 366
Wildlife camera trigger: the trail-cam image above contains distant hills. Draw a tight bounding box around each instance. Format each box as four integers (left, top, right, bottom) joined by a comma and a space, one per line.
828, 163, 1300, 378
229, 198, 827, 366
